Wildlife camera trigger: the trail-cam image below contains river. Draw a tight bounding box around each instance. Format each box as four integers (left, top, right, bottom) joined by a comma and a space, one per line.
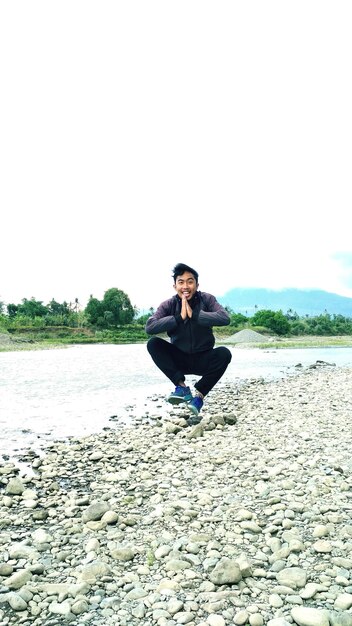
1, 343, 352, 461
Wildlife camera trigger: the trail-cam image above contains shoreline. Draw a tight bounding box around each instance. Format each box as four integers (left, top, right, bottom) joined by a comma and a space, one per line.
1, 365, 352, 624
1, 335, 352, 353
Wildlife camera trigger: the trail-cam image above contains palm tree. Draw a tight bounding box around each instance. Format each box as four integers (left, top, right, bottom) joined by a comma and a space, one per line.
69, 298, 81, 327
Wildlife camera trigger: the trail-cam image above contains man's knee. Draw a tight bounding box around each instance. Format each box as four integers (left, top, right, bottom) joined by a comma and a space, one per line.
147, 336, 166, 356
147, 336, 158, 354
217, 346, 232, 364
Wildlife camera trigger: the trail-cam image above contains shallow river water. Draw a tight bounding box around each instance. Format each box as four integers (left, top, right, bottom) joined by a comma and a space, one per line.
1, 343, 352, 460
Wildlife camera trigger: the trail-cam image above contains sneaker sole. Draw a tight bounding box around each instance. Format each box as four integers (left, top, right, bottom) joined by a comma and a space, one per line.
167, 396, 192, 405
187, 404, 200, 416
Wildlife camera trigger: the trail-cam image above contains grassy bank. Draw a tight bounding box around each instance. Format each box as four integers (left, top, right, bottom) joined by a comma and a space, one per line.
2, 328, 352, 352
253, 335, 352, 349
0, 325, 148, 351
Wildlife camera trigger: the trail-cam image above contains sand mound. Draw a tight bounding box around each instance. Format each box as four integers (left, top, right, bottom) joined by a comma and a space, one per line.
222, 329, 269, 344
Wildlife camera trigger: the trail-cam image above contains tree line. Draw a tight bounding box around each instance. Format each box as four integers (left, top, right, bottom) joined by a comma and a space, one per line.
1, 288, 352, 336
231, 309, 352, 336
0, 288, 137, 329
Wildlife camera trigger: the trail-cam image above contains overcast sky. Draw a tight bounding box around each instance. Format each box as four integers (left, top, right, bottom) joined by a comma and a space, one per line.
1, 1, 351, 313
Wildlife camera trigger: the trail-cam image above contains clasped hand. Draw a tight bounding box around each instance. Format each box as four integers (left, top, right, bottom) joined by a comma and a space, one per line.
181, 295, 193, 320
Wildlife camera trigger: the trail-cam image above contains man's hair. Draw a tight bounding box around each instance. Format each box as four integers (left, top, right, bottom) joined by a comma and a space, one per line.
172, 263, 199, 284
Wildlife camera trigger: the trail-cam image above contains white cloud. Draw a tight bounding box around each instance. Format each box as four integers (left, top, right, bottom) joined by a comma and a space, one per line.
1, 1, 351, 311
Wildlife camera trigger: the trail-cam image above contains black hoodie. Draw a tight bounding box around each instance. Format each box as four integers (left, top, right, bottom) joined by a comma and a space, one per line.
145, 291, 230, 354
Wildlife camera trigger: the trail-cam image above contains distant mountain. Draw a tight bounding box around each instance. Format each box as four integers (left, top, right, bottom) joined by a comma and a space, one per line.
217, 288, 352, 317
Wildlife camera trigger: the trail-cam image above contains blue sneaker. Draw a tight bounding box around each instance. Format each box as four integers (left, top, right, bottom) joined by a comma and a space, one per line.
187, 395, 203, 417
167, 385, 193, 405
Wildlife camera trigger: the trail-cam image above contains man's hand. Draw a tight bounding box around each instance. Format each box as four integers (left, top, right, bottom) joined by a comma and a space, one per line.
181, 295, 193, 320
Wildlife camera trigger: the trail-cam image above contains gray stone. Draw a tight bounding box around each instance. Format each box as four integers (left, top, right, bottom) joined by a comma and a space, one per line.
277, 567, 307, 589
82, 501, 110, 522
5, 478, 24, 495
209, 558, 242, 585
8, 592, 28, 611
334, 594, 352, 610
291, 606, 330, 626
5, 569, 32, 590
329, 611, 352, 626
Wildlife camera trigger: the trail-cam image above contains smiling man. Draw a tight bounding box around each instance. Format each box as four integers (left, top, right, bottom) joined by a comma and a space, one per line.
145, 263, 232, 425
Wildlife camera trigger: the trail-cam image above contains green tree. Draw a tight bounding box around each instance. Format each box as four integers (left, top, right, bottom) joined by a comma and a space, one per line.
251, 309, 290, 335
85, 288, 134, 328
135, 308, 155, 325
286, 308, 299, 321
45, 299, 70, 325
309, 314, 334, 335
230, 312, 248, 327
85, 296, 104, 326
47, 299, 70, 316
68, 298, 81, 327
17, 298, 48, 318
332, 314, 352, 335
289, 320, 309, 335
270, 311, 291, 335
7, 303, 19, 318
101, 288, 134, 326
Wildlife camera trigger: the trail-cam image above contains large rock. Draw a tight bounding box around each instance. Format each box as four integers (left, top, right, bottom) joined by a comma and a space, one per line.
209, 557, 242, 585
276, 567, 307, 589
291, 606, 330, 626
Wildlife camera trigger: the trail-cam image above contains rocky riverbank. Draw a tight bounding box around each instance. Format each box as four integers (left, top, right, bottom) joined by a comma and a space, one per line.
1, 365, 352, 626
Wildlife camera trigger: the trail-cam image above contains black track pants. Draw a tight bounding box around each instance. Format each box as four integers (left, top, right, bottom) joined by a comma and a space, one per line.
147, 336, 232, 397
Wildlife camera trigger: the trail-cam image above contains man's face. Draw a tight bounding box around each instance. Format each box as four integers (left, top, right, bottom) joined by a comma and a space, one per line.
174, 271, 198, 300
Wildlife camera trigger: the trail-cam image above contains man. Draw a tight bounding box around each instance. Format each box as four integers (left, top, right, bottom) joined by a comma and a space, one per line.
145, 263, 232, 424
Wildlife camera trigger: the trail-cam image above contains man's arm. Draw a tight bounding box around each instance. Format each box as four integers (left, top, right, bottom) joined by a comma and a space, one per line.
145, 298, 183, 335
194, 293, 230, 327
